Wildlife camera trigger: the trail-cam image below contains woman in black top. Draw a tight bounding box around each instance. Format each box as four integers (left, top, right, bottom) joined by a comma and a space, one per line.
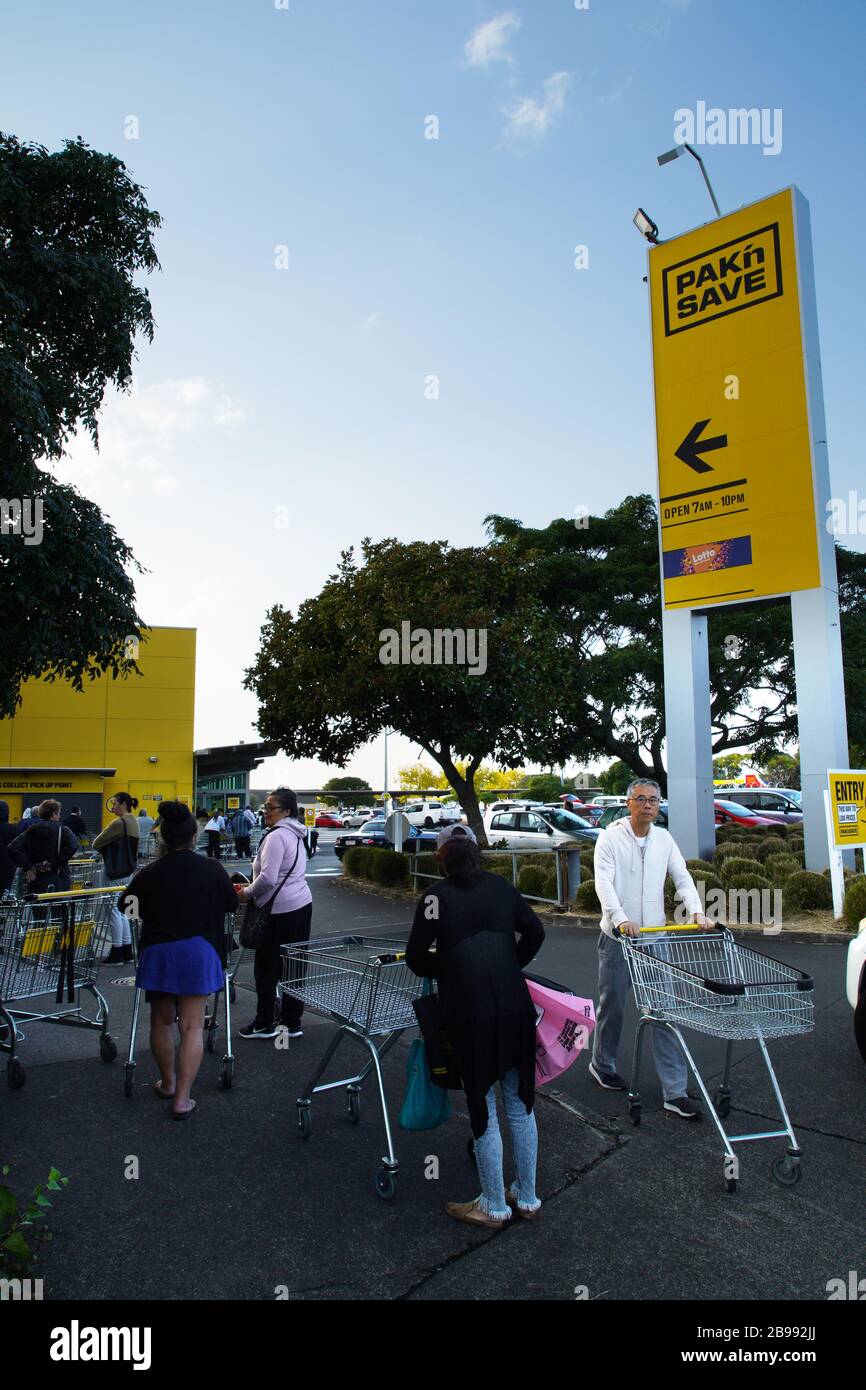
406, 824, 545, 1229
120, 802, 237, 1119
8, 799, 79, 894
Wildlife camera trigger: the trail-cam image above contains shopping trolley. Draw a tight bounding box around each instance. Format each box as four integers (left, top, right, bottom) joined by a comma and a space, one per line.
0, 886, 120, 1089
283, 932, 420, 1200
122, 911, 237, 1096
68, 858, 102, 891
618, 924, 814, 1192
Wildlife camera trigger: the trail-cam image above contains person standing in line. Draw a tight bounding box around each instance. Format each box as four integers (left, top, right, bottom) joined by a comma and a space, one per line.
64, 805, 88, 839
93, 792, 141, 963
204, 810, 225, 859
406, 825, 545, 1228
121, 801, 238, 1119
237, 788, 312, 1039
589, 778, 707, 1118
8, 800, 79, 895
0, 801, 19, 899
230, 805, 255, 860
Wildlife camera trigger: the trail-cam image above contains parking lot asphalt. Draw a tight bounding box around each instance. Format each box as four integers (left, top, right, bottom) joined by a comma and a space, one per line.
2, 840, 864, 1303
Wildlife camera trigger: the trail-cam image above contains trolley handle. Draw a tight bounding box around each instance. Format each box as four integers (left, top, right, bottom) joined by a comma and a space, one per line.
612, 923, 726, 938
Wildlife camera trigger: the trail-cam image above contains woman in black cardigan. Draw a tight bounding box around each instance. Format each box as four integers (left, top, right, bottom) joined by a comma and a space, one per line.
406, 825, 545, 1229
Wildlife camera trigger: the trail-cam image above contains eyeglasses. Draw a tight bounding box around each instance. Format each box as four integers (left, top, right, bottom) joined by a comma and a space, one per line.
263, 803, 279, 812
631, 796, 660, 806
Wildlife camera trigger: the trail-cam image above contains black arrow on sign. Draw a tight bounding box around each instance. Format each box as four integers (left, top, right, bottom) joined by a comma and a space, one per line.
675, 419, 728, 474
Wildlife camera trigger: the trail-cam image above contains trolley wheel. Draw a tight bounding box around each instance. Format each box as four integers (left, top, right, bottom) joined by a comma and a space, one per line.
467, 1136, 476, 1163
206, 1026, 217, 1054
629, 1101, 641, 1127
771, 1153, 802, 1187
713, 1090, 731, 1119
374, 1168, 397, 1201
297, 1104, 311, 1140
725, 1176, 737, 1194
348, 1090, 361, 1124
7, 1057, 25, 1090
99, 1036, 118, 1064
229, 982, 237, 1005
218, 1058, 234, 1091
123, 1065, 135, 1098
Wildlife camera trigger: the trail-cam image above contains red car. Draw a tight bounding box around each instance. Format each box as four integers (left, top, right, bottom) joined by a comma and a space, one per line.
713, 799, 780, 829
315, 812, 348, 829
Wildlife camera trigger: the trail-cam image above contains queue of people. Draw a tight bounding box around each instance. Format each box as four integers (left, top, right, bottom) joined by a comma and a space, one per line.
1, 778, 708, 1226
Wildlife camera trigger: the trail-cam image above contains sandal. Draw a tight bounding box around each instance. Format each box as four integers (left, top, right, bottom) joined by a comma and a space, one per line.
153, 1080, 175, 1099
171, 1099, 197, 1120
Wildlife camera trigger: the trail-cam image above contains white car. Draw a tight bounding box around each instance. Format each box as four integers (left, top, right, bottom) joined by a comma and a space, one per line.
343, 807, 375, 828
483, 800, 545, 819
588, 795, 628, 807
400, 800, 462, 828
485, 808, 580, 852
846, 917, 866, 1065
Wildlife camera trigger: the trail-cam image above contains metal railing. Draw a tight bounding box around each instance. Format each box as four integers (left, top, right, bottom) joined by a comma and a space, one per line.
408, 846, 585, 909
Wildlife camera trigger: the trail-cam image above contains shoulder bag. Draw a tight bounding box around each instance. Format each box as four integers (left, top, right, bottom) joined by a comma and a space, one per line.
102, 817, 137, 879
238, 833, 300, 950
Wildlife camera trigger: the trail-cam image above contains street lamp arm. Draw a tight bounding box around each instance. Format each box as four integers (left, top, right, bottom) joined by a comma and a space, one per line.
682, 143, 722, 219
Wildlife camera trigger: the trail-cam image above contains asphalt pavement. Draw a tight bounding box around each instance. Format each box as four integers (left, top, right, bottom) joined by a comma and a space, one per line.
2, 836, 864, 1302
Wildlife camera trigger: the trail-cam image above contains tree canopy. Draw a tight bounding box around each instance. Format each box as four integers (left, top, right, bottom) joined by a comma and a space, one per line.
0, 132, 160, 715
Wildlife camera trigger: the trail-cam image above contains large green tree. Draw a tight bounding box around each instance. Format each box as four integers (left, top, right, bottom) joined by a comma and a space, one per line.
0, 133, 160, 715
486, 496, 866, 792
245, 538, 569, 844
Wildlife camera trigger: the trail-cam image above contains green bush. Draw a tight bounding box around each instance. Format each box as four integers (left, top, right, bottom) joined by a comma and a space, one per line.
574, 878, 601, 912
714, 841, 749, 864
720, 857, 767, 885
369, 850, 409, 887
413, 852, 441, 882
686, 858, 715, 876
542, 870, 559, 902
518, 865, 547, 897
483, 853, 514, 880
579, 849, 596, 872
343, 847, 369, 877
726, 873, 773, 921
782, 870, 833, 912
843, 875, 866, 929
755, 837, 795, 863
691, 871, 724, 894
768, 855, 802, 886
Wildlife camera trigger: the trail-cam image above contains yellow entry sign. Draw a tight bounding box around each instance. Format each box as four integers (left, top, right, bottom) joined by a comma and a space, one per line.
827, 769, 866, 850
649, 188, 821, 610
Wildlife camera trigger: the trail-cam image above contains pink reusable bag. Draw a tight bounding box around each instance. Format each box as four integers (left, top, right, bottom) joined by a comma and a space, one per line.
526, 978, 596, 1086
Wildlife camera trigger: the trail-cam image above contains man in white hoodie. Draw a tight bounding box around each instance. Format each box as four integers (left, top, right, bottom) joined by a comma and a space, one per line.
589, 778, 707, 1118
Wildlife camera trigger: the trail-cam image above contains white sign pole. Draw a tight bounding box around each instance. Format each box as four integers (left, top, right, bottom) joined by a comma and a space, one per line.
823, 788, 845, 919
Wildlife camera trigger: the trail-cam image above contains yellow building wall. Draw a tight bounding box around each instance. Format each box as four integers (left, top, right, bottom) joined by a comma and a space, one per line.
0, 627, 196, 829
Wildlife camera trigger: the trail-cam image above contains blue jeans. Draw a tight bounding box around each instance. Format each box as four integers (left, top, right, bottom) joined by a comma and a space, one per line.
591, 931, 687, 1101
474, 1069, 540, 1221
107, 875, 133, 946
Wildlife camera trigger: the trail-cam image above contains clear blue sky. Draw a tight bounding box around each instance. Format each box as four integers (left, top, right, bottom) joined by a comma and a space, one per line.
3, 0, 864, 787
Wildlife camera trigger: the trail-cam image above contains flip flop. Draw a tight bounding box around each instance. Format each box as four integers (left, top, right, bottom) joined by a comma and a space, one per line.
171, 1100, 197, 1120
153, 1080, 176, 1099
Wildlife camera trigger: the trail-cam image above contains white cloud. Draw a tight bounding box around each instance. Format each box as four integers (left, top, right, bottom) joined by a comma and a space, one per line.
360, 311, 381, 332
464, 12, 521, 68
503, 71, 570, 139
152, 476, 180, 496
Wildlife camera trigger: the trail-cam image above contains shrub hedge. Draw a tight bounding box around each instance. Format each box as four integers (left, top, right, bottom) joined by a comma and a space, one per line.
369, 850, 409, 887
782, 870, 833, 912
720, 857, 766, 885
843, 875, 866, 930
574, 879, 601, 912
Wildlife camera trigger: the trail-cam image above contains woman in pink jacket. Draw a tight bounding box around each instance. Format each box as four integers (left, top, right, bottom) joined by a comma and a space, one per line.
237, 788, 312, 1040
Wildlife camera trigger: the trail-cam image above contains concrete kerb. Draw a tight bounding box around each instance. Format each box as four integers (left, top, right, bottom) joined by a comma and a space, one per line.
331, 871, 855, 944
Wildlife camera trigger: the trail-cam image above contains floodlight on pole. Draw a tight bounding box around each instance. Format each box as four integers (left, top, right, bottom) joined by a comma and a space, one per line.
633, 207, 660, 243
657, 143, 722, 219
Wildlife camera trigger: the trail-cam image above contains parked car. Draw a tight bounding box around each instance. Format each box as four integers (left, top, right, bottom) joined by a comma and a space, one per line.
334, 819, 431, 859
847, 917, 866, 1065
485, 809, 587, 852
722, 789, 804, 823
483, 800, 545, 820
713, 799, 780, 830
538, 806, 600, 843
399, 799, 461, 828
587, 795, 628, 807
315, 812, 349, 829
343, 806, 375, 828
596, 803, 669, 830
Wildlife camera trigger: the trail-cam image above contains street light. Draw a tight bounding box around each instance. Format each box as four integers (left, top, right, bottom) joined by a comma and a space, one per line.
657, 143, 721, 219
633, 207, 660, 243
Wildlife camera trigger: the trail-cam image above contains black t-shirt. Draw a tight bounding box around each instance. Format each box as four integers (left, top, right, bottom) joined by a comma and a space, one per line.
120, 850, 238, 961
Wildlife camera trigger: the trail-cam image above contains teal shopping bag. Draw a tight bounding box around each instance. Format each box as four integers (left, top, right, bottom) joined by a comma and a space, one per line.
399, 1037, 452, 1131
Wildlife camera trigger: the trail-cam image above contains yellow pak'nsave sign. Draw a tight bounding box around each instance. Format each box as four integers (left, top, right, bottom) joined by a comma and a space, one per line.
649, 188, 821, 611
827, 769, 866, 850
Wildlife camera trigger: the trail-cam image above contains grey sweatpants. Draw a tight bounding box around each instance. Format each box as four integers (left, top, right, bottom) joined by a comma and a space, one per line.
591, 930, 688, 1101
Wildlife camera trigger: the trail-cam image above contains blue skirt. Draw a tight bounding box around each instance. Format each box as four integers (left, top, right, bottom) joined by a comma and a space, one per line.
136, 937, 224, 997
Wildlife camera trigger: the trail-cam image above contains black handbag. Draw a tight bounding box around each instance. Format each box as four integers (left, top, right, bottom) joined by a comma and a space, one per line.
238, 838, 300, 950
102, 817, 137, 879
412, 988, 462, 1090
